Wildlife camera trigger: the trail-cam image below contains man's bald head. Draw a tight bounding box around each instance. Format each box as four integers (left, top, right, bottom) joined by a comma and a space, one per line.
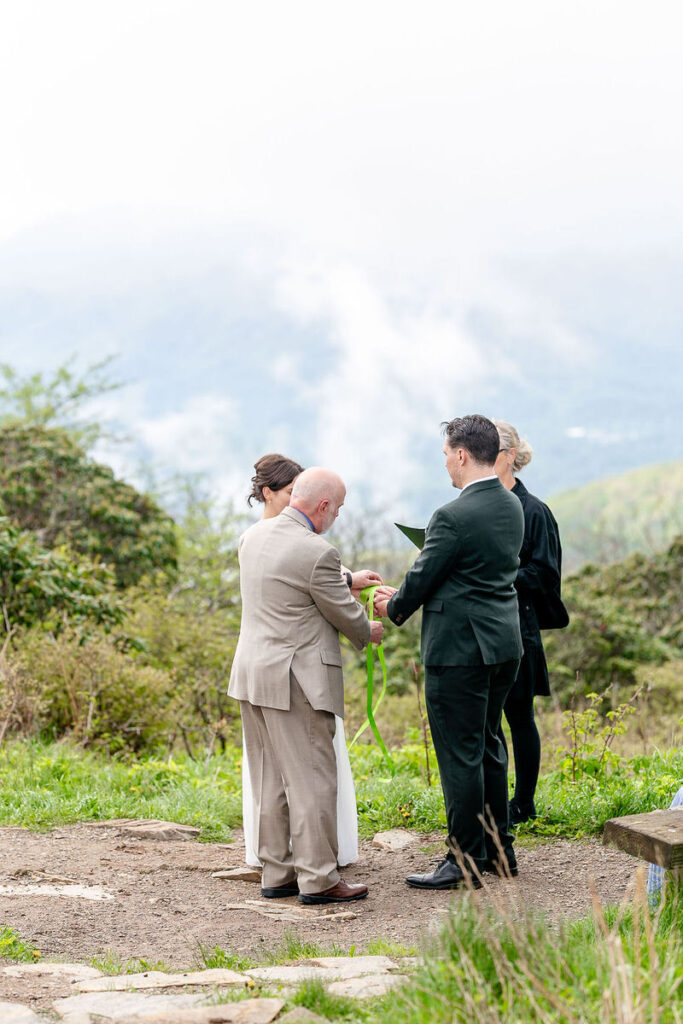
290, 468, 346, 534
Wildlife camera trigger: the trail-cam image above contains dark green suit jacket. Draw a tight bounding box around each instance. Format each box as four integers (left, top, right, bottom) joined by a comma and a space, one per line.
387, 478, 524, 666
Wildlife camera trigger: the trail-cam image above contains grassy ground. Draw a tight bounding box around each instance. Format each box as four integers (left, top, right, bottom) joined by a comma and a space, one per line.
0, 737, 681, 1022
0, 738, 681, 843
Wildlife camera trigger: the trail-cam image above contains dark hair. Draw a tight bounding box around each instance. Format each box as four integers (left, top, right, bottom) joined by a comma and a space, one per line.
247, 453, 304, 506
441, 414, 500, 466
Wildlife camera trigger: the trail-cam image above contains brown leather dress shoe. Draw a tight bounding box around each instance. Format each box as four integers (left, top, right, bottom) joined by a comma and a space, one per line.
298, 879, 369, 905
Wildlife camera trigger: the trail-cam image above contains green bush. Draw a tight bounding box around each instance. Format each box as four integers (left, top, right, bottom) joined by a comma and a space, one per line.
545, 538, 682, 702
2, 630, 175, 752
0, 517, 124, 634
0, 422, 177, 588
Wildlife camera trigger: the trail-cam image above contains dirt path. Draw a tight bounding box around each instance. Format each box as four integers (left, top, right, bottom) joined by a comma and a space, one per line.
0, 822, 641, 1014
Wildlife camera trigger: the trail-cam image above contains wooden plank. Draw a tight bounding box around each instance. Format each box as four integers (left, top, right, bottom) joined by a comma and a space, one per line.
603, 808, 683, 868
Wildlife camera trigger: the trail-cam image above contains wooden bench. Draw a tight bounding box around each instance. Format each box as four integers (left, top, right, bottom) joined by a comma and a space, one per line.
603, 808, 683, 872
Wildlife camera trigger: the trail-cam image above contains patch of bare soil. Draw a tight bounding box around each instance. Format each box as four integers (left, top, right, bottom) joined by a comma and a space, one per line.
0, 823, 640, 1016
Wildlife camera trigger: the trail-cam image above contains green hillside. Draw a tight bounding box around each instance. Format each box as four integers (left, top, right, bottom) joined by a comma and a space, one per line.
547, 460, 683, 572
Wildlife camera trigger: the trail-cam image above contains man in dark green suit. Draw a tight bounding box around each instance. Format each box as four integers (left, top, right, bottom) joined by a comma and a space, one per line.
374, 414, 524, 889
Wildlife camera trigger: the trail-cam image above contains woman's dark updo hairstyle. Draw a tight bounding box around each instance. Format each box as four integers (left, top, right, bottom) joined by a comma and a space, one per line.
247, 453, 304, 506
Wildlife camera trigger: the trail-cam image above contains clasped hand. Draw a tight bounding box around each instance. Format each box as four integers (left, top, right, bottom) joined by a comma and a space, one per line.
371, 586, 398, 618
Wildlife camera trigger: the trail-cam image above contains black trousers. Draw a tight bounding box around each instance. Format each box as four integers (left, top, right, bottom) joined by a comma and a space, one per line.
425, 659, 520, 868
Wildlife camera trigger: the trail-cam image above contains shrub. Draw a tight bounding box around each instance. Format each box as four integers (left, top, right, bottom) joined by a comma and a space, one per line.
1, 629, 175, 752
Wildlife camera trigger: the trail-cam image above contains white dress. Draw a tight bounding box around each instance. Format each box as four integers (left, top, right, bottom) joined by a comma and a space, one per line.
242, 715, 359, 868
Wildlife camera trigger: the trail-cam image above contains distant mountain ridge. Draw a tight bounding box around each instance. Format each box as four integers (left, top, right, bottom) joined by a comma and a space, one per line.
546, 460, 683, 573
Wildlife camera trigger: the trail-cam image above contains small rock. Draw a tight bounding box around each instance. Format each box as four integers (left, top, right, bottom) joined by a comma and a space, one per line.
90, 819, 201, 841
328, 973, 407, 998
212, 868, 262, 882
75, 968, 250, 993
2, 963, 102, 981
372, 829, 418, 852
0, 1002, 49, 1023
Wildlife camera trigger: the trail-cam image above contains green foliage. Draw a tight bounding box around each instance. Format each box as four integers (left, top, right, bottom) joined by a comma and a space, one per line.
290, 978, 360, 1020
365, 939, 417, 957
548, 459, 683, 571
351, 740, 445, 836
545, 536, 682, 701
559, 685, 642, 782
0, 741, 241, 840
124, 494, 245, 755
0, 423, 177, 588
1, 629, 176, 752
379, 887, 683, 1024
196, 943, 255, 972
0, 734, 681, 849
90, 951, 169, 974
0, 517, 124, 633
0, 924, 41, 961
0, 356, 121, 446
0, 486, 246, 755
523, 748, 683, 841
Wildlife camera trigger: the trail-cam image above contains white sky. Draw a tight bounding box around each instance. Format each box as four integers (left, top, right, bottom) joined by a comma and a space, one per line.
3, 1, 682, 251
1, 1, 682, 512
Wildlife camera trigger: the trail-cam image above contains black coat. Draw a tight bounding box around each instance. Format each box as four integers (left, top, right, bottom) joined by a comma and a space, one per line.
511, 479, 568, 698
388, 478, 524, 666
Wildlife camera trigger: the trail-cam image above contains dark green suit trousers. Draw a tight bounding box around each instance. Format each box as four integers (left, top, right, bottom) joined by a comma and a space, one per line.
426, 658, 520, 868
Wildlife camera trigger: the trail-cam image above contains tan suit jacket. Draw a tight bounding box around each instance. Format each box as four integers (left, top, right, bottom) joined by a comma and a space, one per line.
228, 506, 371, 718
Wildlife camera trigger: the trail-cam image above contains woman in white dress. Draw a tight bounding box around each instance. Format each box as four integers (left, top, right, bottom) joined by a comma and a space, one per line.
240, 453, 380, 868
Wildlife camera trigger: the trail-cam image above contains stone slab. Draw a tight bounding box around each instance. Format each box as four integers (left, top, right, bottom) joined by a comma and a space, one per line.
90, 819, 200, 841
212, 868, 262, 882
75, 968, 250, 993
0, 883, 112, 901
226, 901, 357, 923
2, 962, 103, 980
603, 808, 683, 868
246, 956, 397, 985
54, 991, 204, 1020
120, 997, 285, 1023
328, 973, 408, 998
308, 955, 397, 975
0, 1001, 49, 1023
246, 966, 341, 985
372, 828, 418, 852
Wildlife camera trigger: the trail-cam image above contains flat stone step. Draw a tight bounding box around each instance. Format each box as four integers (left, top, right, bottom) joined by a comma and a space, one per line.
90, 819, 200, 841
0, 1002, 50, 1024
117, 997, 285, 1023
603, 808, 683, 868
75, 967, 251, 993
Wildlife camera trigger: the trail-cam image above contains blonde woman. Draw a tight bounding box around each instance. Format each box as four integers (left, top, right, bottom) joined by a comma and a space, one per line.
493, 421, 568, 825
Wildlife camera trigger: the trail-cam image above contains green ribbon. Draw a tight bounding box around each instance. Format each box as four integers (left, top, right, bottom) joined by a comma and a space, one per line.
348, 585, 395, 775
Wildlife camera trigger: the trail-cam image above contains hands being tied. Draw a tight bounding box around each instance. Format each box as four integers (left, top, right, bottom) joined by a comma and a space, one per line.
372, 586, 398, 618
349, 568, 398, 643
349, 568, 383, 599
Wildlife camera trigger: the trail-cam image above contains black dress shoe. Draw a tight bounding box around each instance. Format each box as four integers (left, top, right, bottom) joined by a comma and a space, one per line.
483, 857, 519, 877
405, 859, 482, 890
261, 880, 300, 898
509, 799, 536, 826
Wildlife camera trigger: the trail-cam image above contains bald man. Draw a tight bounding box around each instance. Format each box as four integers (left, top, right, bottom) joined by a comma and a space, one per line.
229, 468, 383, 904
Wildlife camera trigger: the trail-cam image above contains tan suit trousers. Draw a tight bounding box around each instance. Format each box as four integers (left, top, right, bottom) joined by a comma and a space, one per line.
240, 675, 339, 894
